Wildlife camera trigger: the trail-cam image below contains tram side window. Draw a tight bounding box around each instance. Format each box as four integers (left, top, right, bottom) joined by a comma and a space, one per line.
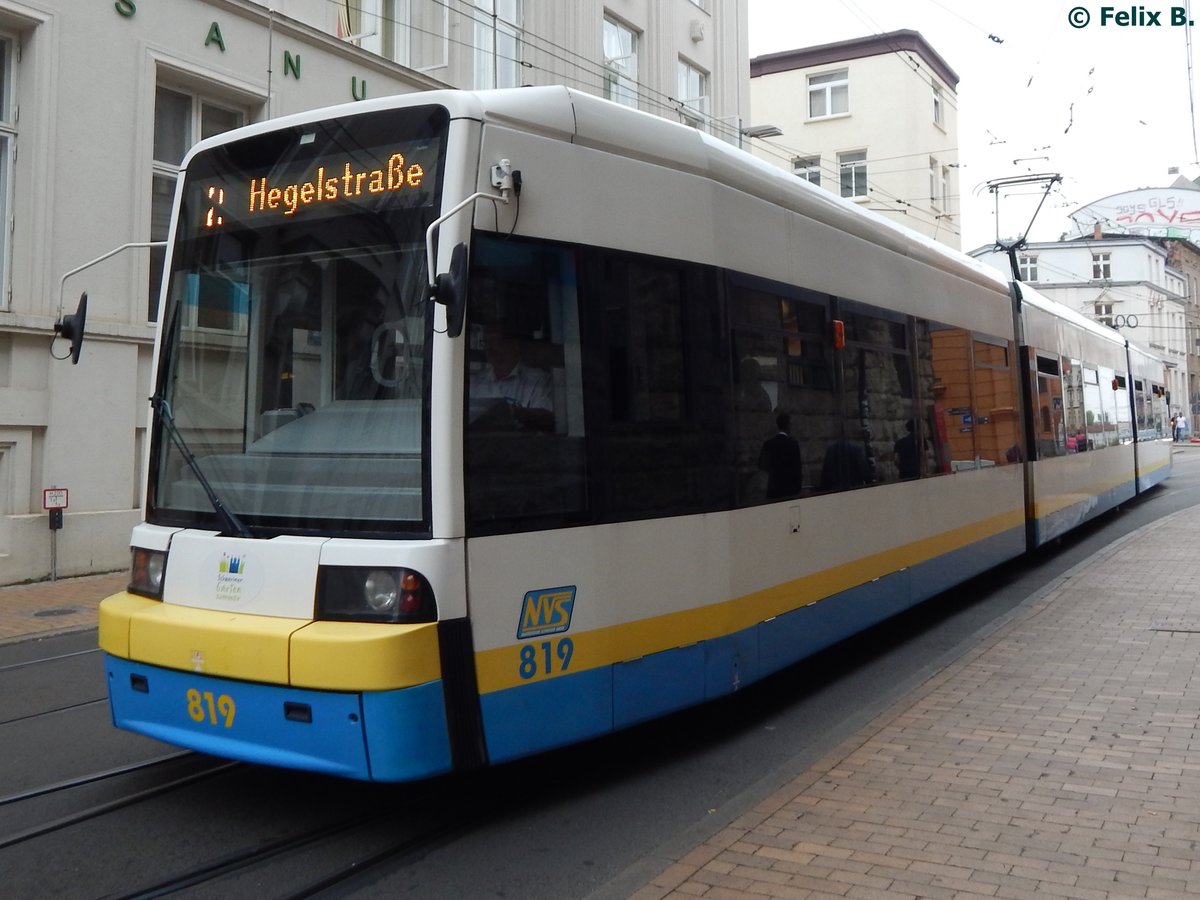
1083, 366, 1129, 448
926, 322, 976, 471
1151, 383, 1167, 437
592, 252, 731, 518
1136, 379, 1168, 439
830, 305, 915, 488
730, 281, 832, 503
1062, 359, 1087, 451
465, 235, 588, 531
972, 337, 1021, 465
1081, 365, 1111, 449
911, 319, 946, 477
1112, 372, 1132, 444
1034, 354, 1066, 458
1134, 379, 1149, 438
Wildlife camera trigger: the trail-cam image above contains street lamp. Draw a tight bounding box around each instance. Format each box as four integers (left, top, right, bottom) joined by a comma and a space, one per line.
740, 124, 782, 140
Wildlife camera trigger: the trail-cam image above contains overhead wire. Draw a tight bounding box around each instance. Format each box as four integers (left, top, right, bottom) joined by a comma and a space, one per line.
326, 0, 977, 238
327, 0, 717, 131
749, 134, 963, 237
1186, 0, 1199, 165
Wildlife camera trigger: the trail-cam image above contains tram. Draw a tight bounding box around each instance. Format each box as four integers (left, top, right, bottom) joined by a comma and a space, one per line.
97, 87, 1171, 781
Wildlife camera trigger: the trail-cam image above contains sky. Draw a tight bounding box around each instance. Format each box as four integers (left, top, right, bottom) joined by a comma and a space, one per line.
746, 0, 1200, 251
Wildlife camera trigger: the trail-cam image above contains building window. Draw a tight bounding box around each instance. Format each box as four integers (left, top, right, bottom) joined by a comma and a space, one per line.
932, 85, 943, 127
808, 69, 848, 119
391, 0, 449, 71
1092, 251, 1111, 280
0, 36, 13, 310
1018, 254, 1038, 281
149, 84, 247, 322
930, 159, 950, 209
473, 0, 522, 89
839, 150, 867, 199
602, 15, 638, 108
677, 59, 708, 124
1094, 302, 1114, 326
793, 156, 821, 186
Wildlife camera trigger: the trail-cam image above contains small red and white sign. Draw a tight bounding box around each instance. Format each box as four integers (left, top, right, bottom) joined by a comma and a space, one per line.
42, 488, 69, 510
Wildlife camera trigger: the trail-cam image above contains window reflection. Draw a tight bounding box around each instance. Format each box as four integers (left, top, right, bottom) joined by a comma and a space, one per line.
837, 308, 914, 486
929, 324, 976, 470
459, 234, 1168, 538
1033, 353, 1066, 458
730, 283, 831, 504
972, 338, 1020, 466
1063, 359, 1086, 452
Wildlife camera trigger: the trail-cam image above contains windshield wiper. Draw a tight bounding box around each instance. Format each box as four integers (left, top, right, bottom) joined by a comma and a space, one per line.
150, 394, 255, 539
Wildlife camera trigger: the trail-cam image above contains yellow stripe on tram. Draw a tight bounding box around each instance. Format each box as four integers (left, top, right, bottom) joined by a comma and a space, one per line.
475, 507, 1025, 694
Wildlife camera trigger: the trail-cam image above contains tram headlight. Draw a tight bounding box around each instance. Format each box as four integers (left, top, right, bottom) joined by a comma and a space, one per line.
129, 547, 167, 599
316, 566, 437, 623
364, 570, 398, 613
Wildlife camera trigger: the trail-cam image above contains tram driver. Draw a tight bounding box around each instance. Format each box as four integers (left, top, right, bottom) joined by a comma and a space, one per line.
469, 321, 554, 432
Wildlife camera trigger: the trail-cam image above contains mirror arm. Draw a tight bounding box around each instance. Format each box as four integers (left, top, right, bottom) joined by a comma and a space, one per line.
424, 190, 508, 300
53, 240, 167, 364
57, 241, 167, 322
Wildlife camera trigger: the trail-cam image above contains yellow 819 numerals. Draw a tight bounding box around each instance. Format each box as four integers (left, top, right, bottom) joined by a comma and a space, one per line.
186, 688, 236, 728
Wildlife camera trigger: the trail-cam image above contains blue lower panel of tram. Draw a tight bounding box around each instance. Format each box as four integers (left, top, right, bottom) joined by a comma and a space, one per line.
480, 525, 1027, 763
104, 655, 452, 781
1033, 477, 1137, 546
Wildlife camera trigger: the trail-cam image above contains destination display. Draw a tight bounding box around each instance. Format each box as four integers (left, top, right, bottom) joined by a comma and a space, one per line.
197, 143, 440, 231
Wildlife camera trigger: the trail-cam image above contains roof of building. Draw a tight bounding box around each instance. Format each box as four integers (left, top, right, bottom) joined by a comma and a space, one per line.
750, 29, 960, 91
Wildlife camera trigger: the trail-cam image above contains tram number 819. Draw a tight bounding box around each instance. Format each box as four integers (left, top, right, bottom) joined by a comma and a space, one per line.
519, 637, 574, 680
186, 688, 237, 728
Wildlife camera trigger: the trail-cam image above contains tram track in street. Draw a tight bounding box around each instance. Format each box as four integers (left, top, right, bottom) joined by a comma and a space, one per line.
0, 645, 101, 674
0, 751, 199, 807
0, 694, 107, 727
0, 730, 495, 900
0, 641, 106, 725
0, 754, 239, 850
103, 806, 473, 900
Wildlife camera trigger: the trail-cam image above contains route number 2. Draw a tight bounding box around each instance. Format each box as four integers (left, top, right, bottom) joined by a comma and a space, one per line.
518, 637, 574, 680
186, 688, 236, 728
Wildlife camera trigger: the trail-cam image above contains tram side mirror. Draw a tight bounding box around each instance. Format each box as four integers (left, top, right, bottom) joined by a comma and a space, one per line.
430, 242, 469, 339
54, 292, 88, 364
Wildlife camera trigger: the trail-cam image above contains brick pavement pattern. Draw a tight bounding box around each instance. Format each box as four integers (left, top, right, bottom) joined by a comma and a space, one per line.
635, 504, 1200, 899
0, 571, 125, 644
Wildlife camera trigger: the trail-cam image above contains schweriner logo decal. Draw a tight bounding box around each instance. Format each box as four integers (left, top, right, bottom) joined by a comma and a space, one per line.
215, 553, 250, 602
516, 586, 576, 639
219, 554, 246, 575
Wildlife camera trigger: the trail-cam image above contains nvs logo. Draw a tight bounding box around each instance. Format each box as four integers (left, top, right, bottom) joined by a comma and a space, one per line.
516, 586, 576, 639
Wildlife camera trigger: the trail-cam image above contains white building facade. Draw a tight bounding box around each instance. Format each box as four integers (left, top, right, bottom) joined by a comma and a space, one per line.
748, 30, 961, 249
0, 0, 748, 585
970, 237, 1192, 423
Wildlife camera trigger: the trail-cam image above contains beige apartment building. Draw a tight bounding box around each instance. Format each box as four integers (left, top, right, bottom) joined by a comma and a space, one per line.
749, 30, 961, 249
0, 0, 748, 584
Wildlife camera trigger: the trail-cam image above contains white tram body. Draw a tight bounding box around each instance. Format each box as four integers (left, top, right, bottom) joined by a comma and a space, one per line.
99, 87, 1171, 780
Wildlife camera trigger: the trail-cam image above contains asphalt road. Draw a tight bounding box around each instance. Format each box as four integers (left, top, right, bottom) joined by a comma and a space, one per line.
3, 451, 1198, 899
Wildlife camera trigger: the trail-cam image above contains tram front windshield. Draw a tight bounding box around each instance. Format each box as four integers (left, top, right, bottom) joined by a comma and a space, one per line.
149, 105, 449, 535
